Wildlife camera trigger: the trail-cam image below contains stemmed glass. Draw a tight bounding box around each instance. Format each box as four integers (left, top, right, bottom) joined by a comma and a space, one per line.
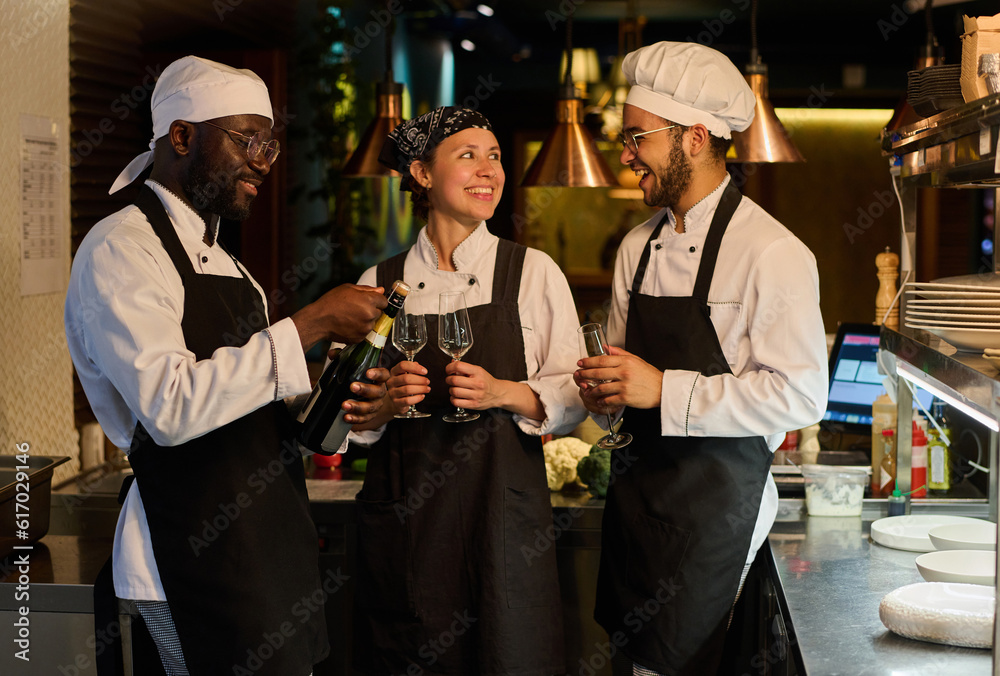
392, 310, 431, 419
438, 291, 479, 423
578, 322, 632, 450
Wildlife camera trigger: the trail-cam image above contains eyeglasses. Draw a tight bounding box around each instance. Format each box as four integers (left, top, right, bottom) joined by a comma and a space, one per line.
618, 125, 678, 153
199, 121, 281, 165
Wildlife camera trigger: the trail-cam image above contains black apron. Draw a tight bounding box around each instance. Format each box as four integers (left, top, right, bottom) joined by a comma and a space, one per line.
594, 181, 772, 675
352, 240, 564, 676
95, 186, 328, 675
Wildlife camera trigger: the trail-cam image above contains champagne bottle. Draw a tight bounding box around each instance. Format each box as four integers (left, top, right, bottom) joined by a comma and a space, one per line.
296, 280, 410, 454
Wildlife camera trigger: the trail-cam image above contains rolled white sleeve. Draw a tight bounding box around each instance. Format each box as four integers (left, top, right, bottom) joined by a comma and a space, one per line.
514, 250, 588, 437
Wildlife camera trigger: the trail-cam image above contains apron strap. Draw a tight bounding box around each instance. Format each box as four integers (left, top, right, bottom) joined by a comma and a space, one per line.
376, 249, 410, 291
134, 186, 196, 281
630, 210, 671, 296
692, 180, 742, 302
493, 238, 526, 304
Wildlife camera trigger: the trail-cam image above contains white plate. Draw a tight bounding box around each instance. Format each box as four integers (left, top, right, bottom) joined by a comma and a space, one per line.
903, 324, 1000, 351
915, 550, 995, 585
906, 290, 1000, 300
932, 272, 1000, 288
907, 281, 1000, 292
908, 298, 1000, 308
871, 515, 986, 551
907, 310, 1000, 320
907, 308, 1000, 319
879, 582, 993, 649
928, 521, 997, 551
904, 317, 1000, 327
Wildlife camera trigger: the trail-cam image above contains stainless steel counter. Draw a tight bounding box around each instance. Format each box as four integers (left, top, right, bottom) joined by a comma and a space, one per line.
9, 475, 997, 676
769, 499, 992, 675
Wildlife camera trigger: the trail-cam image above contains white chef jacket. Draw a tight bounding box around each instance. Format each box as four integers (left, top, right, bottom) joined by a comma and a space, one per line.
349, 223, 587, 446
64, 180, 312, 600
606, 175, 829, 563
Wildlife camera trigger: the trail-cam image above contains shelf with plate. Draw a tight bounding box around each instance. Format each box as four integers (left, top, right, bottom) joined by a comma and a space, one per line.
882, 95, 1000, 668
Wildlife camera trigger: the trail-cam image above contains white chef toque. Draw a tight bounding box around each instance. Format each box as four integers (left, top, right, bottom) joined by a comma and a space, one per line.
109, 55, 274, 194
622, 42, 755, 140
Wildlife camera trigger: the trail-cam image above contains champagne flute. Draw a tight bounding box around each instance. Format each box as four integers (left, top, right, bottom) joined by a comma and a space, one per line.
438, 292, 479, 423
392, 311, 431, 419
578, 322, 632, 450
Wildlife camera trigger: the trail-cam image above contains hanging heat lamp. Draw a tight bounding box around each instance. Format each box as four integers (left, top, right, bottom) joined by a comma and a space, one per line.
521, 14, 617, 187
343, 16, 405, 177
729, 0, 805, 163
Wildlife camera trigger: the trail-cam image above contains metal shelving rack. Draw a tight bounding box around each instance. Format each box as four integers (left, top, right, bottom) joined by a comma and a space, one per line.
882, 93, 1000, 670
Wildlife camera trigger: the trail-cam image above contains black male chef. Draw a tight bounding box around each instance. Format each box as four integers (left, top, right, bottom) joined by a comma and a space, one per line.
66, 55, 388, 675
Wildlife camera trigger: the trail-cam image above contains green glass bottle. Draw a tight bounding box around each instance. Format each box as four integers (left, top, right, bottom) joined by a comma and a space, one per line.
296, 280, 409, 454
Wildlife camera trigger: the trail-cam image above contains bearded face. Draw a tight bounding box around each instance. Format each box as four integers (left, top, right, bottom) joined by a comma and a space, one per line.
182, 149, 256, 222
643, 130, 693, 210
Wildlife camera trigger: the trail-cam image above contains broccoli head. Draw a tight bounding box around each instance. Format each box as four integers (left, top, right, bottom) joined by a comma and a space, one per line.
576, 446, 612, 498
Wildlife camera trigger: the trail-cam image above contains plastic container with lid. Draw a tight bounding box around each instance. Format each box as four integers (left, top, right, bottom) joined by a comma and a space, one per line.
801, 464, 869, 517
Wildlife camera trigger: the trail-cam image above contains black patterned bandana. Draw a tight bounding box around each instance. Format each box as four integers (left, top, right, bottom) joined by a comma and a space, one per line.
378, 106, 493, 191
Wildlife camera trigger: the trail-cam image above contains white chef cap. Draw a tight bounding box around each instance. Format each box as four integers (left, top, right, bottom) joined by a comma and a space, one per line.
109, 55, 274, 194
622, 42, 754, 140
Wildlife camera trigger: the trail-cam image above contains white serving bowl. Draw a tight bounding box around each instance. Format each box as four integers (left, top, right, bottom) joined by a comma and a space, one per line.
870, 515, 985, 552
915, 550, 996, 586
928, 521, 997, 551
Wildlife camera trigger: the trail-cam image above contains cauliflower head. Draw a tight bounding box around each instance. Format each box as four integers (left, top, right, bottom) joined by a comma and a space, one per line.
543, 436, 593, 491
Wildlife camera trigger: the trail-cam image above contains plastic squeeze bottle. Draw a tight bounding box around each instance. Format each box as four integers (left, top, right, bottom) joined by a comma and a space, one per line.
887, 486, 907, 516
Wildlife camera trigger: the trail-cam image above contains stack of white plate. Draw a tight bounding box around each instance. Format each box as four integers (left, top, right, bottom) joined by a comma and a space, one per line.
904, 275, 1000, 351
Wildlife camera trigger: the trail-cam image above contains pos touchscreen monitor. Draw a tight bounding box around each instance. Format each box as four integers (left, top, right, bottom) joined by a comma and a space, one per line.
821, 322, 932, 441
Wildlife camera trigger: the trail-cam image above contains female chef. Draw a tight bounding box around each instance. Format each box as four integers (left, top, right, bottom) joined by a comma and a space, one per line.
348, 107, 587, 676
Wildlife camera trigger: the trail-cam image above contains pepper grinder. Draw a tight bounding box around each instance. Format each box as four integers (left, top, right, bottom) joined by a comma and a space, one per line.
876, 247, 900, 330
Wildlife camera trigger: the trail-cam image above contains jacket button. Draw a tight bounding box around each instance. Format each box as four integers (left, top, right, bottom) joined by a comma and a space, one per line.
418, 282, 425, 289
201, 256, 208, 263
654, 244, 662, 250
468, 278, 476, 285
689, 246, 696, 253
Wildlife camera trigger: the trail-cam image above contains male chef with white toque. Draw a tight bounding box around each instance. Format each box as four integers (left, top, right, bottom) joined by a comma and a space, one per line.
574, 41, 828, 676
66, 55, 390, 675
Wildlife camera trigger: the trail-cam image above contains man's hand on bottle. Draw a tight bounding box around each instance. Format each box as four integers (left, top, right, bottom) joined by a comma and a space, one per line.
343, 367, 391, 425
292, 284, 387, 351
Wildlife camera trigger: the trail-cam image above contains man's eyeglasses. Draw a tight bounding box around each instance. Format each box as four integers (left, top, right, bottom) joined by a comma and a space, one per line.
618, 125, 678, 153
199, 121, 281, 165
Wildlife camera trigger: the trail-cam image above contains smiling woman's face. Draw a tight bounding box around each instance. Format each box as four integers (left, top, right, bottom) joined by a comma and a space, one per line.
420, 127, 504, 228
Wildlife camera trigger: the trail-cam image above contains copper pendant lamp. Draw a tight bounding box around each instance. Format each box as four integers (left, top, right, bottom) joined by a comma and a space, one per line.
729, 0, 805, 163
521, 15, 617, 187
342, 18, 405, 177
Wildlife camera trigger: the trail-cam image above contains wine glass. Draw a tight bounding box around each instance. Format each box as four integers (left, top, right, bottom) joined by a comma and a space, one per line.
438, 292, 479, 423
392, 311, 431, 419
578, 322, 632, 450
